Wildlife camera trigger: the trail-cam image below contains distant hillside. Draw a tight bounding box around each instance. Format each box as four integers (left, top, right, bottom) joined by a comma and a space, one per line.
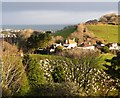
52, 25, 77, 38
86, 25, 118, 43
68, 24, 105, 45
99, 13, 119, 25
52, 13, 119, 43
85, 13, 119, 25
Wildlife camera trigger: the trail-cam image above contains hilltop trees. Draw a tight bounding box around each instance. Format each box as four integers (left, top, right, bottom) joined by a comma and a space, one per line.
99, 13, 118, 24
17, 30, 52, 53
26, 33, 52, 53
17, 29, 34, 52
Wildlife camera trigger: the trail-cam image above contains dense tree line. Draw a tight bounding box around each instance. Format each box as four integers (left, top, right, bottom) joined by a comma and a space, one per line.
17, 31, 52, 53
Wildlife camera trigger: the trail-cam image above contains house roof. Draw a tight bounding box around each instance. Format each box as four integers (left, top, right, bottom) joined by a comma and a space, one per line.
68, 39, 77, 44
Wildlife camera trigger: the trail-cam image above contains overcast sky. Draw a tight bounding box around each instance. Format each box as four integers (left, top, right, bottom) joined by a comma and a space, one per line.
2, 0, 120, 2
2, 2, 119, 25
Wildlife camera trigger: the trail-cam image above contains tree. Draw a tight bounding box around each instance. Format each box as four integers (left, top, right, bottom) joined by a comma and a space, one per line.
17, 29, 34, 52
101, 46, 110, 53
104, 52, 120, 79
103, 52, 120, 96
26, 33, 52, 53
22, 55, 46, 89
54, 36, 64, 44
1, 41, 30, 96
55, 46, 63, 53
52, 65, 65, 83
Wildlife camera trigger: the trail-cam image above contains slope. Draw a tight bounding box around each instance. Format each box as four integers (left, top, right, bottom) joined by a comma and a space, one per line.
86, 24, 118, 43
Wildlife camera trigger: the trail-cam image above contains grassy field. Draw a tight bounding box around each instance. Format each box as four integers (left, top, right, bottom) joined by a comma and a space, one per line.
52, 26, 76, 38
86, 25, 118, 43
53, 24, 119, 43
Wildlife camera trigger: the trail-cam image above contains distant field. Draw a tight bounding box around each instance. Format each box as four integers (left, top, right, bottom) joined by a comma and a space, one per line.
52, 26, 76, 38
86, 25, 118, 43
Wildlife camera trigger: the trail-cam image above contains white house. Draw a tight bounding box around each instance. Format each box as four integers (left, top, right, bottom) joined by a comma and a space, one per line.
101, 44, 105, 47
77, 46, 95, 50
63, 39, 77, 49
109, 43, 120, 50
55, 43, 62, 47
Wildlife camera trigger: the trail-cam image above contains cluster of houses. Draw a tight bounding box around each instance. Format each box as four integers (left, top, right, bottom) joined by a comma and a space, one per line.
0, 28, 54, 34
0, 33, 17, 38
54, 39, 120, 50
35, 38, 120, 54
0, 28, 120, 54
0, 28, 21, 33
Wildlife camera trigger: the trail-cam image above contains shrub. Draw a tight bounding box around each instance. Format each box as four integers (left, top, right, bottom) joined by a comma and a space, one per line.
2, 42, 30, 96
55, 46, 63, 53
101, 46, 110, 53
52, 65, 65, 83
23, 55, 46, 88
29, 82, 79, 96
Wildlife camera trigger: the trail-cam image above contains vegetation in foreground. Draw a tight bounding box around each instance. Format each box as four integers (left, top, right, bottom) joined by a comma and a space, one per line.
1, 41, 120, 96
1, 13, 120, 97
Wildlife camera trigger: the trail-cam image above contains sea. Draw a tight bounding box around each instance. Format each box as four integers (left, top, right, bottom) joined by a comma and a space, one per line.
1, 24, 74, 31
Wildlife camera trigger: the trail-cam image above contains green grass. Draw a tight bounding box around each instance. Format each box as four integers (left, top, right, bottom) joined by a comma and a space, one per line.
86, 25, 118, 43
52, 26, 76, 38
29, 54, 68, 61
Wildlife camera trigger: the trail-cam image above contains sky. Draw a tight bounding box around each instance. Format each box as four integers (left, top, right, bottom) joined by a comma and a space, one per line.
1, 0, 120, 2
1, 2, 119, 25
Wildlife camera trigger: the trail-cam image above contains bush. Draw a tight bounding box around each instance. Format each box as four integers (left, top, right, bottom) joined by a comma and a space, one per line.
2, 44, 30, 97
101, 46, 110, 53
52, 65, 65, 83
23, 55, 46, 88
28, 82, 79, 96
55, 46, 63, 53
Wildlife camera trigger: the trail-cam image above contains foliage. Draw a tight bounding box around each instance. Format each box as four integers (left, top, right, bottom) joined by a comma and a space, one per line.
103, 52, 120, 96
17, 29, 34, 52
54, 36, 64, 44
22, 55, 46, 88
101, 46, 110, 53
1, 41, 30, 96
103, 52, 120, 79
3, 51, 118, 96
16, 30, 52, 53
52, 65, 65, 83
55, 46, 63, 53
57, 48, 100, 59
29, 53, 119, 96
28, 82, 79, 96
99, 13, 118, 24
26, 33, 52, 53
